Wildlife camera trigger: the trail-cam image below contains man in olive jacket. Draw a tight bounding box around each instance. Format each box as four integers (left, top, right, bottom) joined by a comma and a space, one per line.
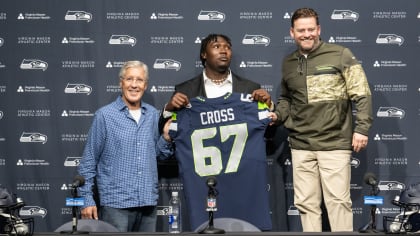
273, 8, 373, 232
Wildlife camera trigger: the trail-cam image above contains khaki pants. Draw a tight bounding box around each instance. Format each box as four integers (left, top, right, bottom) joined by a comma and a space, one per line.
291, 149, 353, 232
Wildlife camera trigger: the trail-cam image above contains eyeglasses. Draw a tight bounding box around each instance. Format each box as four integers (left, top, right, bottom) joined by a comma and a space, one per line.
122, 77, 146, 84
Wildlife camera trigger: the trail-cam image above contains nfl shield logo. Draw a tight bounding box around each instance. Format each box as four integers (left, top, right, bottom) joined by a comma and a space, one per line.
207, 197, 216, 208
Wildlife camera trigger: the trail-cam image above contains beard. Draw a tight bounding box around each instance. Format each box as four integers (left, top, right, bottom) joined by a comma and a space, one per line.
298, 37, 320, 54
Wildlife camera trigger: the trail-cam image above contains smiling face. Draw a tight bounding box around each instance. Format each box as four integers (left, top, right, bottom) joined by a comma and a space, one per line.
290, 16, 321, 54
201, 36, 232, 73
119, 66, 148, 110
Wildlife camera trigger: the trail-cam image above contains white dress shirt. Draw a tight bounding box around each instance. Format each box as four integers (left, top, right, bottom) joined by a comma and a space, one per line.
203, 69, 233, 98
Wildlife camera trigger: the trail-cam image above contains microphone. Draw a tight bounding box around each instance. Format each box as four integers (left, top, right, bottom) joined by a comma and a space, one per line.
61, 175, 88, 234
206, 176, 218, 211
363, 172, 378, 186
206, 176, 217, 188
71, 175, 85, 188
200, 176, 224, 234
359, 172, 381, 233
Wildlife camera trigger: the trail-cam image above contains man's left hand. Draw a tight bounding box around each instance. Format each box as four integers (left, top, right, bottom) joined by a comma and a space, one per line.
352, 133, 368, 153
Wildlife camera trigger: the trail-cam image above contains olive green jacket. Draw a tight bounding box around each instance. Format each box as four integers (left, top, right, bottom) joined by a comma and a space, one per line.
275, 41, 373, 151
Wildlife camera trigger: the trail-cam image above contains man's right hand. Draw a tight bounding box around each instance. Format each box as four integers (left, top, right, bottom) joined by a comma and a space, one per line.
81, 206, 98, 220
165, 92, 189, 112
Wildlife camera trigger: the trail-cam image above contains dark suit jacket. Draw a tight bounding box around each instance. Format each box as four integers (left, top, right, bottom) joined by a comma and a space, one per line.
174, 72, 260, 98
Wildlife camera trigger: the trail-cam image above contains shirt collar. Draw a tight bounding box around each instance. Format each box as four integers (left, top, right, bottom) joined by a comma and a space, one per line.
116, 95, 146, 113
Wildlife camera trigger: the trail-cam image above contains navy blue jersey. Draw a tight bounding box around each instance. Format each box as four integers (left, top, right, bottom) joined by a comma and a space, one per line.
169, 93, 272, 231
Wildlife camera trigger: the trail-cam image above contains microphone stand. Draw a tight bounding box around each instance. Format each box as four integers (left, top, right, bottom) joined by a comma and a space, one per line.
359, 184, 380, 233
199, 186, 224, 234
61, 187, 89, 234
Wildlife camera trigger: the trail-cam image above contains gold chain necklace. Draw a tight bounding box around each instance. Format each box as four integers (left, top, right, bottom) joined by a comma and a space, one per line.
209, 71, 230, 85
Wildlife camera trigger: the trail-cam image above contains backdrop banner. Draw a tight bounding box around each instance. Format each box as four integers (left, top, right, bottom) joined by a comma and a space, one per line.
0, 0, 418, 232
